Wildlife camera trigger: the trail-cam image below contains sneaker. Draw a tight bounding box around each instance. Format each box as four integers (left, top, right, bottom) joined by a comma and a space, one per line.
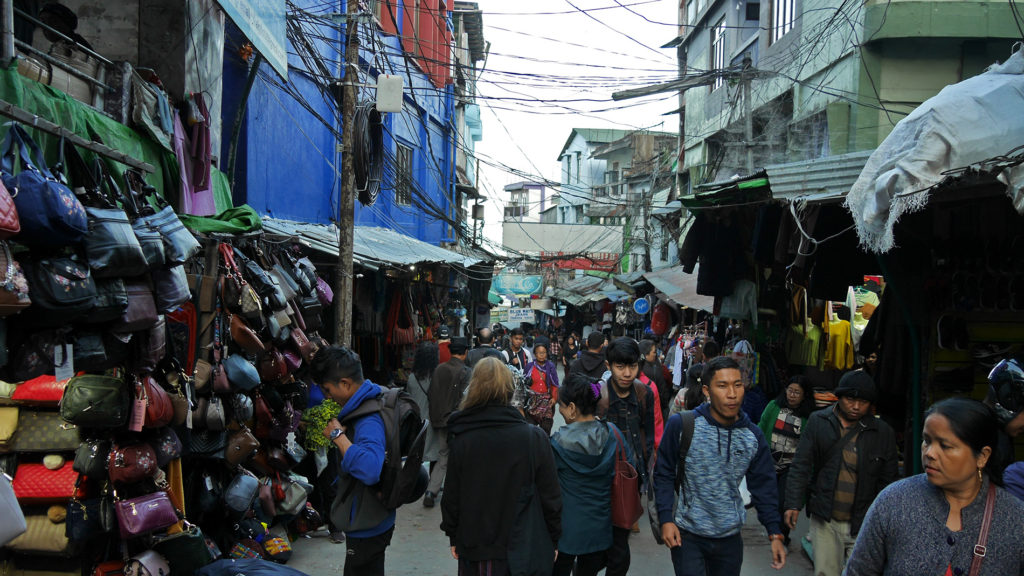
329, 532, 346, 544
423, 491, 435, 508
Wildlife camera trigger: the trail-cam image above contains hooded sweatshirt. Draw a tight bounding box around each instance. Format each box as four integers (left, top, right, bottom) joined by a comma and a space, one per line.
330, 380, 396, 538
550, 420, 631, 555
653, 404, 782, 538
570, 350, 606, 380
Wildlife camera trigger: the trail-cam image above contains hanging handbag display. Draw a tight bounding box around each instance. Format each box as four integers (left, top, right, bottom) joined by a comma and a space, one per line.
187, 429, 226, 459
0, 241, 30, 317
12, 461, 78, 504
85, 277, 129, 324
609, 425, 643, 529
224, 472, 259, 517
225, 426, 260, 467
0, 178, 18, 240
150, 523, 218, 576
114, 490, 179, 539
219, 244, 261, 320
230, 393, 253, 422
22, 255, 97, 324
0, 123, 88, 245
191, 396, 226, 431
223, 354, 260, 391
258, 347, 287, 383
0, 470, 27, 546
152, 265, 190, 313
297, 295, 322, 332
11, 409, 80, 452
138, 374, 174, 429
108, 443, 158, 485
4, 514, 72, 555
111, 277, 159, 332
60, 374, 129, 428
229, 314, 265, 354
315, 276, 333, 307
73, 438, 112, 478
288, 327, 317, 364
133, 315, 167, 373
125, 170, 201, 265
148, 426, 183, 468
77, 156, 149, 278
0, 405, 16, 451
66, 493, 117, 540
10, 374, 69, 406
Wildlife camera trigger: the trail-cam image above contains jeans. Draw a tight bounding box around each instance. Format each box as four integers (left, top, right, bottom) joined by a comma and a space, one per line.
669, 530, 744, 576
553, 550, 607, 576
810, 516, 856, 576
605, 526, 631, 576
344, 526, 394, 576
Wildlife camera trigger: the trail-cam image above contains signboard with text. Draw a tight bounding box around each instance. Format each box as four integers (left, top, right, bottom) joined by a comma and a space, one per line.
508, 308, 535, 322
217, 0, 288, 79
493, 274, 544, 295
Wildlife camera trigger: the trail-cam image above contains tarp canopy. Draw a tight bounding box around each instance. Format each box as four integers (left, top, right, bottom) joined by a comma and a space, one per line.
846, 50, 1024, 252
642, 264, 715, 312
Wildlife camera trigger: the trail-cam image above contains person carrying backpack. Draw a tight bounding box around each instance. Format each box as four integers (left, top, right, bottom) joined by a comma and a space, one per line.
653, 356, 786, 576
315, 346, 396, 576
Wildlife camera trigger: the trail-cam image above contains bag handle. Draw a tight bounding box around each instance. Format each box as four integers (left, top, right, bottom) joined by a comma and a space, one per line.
14, 124, 56, 180
968, 482, 996, 576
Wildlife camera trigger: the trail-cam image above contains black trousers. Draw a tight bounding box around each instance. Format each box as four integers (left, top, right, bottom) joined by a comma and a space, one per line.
343, 526, 394, 576
553, 550, 607, 576
605, 526, 631, 576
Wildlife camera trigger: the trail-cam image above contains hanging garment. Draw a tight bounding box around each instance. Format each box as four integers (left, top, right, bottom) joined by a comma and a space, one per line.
824, 319, 855, 370
173, 110, 216, 216
786, 323, 823, 368
720, 279, 758, 326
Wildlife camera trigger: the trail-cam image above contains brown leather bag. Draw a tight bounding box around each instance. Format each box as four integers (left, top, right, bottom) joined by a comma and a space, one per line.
289, 328, 317, 364
139, 375, 174, 429
230, 314, 265, 354
259, 347, 288, 383
225, 426, 260, 467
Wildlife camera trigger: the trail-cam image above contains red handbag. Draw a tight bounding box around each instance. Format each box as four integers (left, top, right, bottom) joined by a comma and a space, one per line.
259, 347, 288, 383
12, 461, 78, 504
139, 375, 174, 429
288, 328, 317, 363
0, 180, 20, 238
108, 443, 158, 485
10, 374, 71, 406
93, 560, 126, 576
609, 425, 643, 529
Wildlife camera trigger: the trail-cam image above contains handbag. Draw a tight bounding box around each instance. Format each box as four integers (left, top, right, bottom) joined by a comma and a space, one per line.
194, 358, 213, 391
85, 277, 128, 324
125, 170, 200, 265
219, 245, 262, 320
187, 429, 226, 459
506, 428, 555, 576
225, 426, 260, 466
66, 494, 116, 540
152, 265, 190, 313
83, 203, 149, 278
111, 277, 159, 332
0, 177, 18, 240
151, 523, 217, 576
0, 124, 88, 245
60, 374, 129, 428
288, 327, 317, 364
315, 276, 333, 307
133, 316, 166, 373
0, 241, 30, 317
0, 405, 16, 450
608, 425, 643, 529
107, 443, 158, 485
0, 471, 27, 546
223, 355, 260, 391
4, 514, 71, 555
11, 410, 80, 452
12, 461, 78, 504
138, 375, 173, 429
191, 396, 226, 431
73, 438, 112, 478
11, 374, 69, 406
22, 256, 97, 324
73, 331, 113, 372
114, 490, 179, 539
230, 314, 265, 354
224, 472, 259, 516
230, 393, 253, 422
297, 295, 322, 332
258, 347, 287, 383
273, 472, 311, 516
148, 426, 183, 467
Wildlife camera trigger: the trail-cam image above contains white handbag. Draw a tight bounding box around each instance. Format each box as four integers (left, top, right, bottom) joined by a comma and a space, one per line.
0, 473, 28, 546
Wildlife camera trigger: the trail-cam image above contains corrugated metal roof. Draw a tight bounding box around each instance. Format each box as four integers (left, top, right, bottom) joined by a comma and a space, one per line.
551, 275, 628, 307
643, 264, 715, 312
765, 150, 873, 202
261, 218, 483, 268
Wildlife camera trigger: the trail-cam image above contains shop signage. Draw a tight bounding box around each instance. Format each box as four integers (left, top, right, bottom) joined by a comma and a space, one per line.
530, 298, 553, 310
217, 0, 288, 79
490, 307, 509, 324
493, 274, 543, 295
633, 297, 651, 315
508, 308, 535, 322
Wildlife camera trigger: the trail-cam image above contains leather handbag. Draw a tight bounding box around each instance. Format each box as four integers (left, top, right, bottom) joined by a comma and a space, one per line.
297, 295, 322, 332
609, 425, 643, 529
288, 327, 317, 364
274, 472, 311, 516
83, 205, 148, 278
281, 349, 301, 373
11, 374, 69, 406
151, 523, 218, 576
225, 426, 260, 466
229, 314, 265, 354
224, 472, 259, 517
12, 461, 78, 504
258, 347, 287, 383
5, 514, 71, 555
138, 205, 201, 266
270, 265, 298, 301
85, 277, 129, 324
138, 375, 173, 429
133, 223, 166, 272
223, 355, 260, 391
73, 331, 113, 372
73, 438, 111, 478
108, 443, 158, 485
111, 277, 159, 332
186, 429, 226, 459
257, 476, 277, 518
133, 316, 166, 373
0, 241, 30, 317
22, 256, 97, 323
230, 393, 253, 422
234, 248, 277, 299
114, 490, 179, 539
152, 265, 190, 313
0, 471, 27, 546
315, 276, 333, 307
219, 246, 261, 320
191, 396, 226, 431
193, 358, 213, 391
11, 410, 80, 452
0, 123, 88, 245
148, 427, 183, 467
60, 374, 129, 429
66, 494, 116, 540
0, 177, 19, 240
0, 405, 16, 451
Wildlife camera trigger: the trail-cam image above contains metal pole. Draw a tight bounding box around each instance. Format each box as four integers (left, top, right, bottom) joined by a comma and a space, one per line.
335, 0, 359, 347
742, 54, 754, 175
2, 0, 13, 68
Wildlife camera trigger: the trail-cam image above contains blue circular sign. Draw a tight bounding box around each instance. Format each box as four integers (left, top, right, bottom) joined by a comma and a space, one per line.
633, 297, 651, 315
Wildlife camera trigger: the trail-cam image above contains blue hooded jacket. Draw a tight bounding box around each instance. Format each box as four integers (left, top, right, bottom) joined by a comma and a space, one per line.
653, 404, 781, 538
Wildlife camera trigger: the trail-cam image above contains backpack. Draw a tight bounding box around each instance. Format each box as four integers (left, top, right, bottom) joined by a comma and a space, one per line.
648, 411, 695, 545
597, 379, 650, 463
339, 387, 429, 510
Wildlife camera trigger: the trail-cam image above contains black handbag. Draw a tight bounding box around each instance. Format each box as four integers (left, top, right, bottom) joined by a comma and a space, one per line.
73, 438, 111, 478
152, 265, 190, 313
66, 494, 117, 540
111, 276, 159, 332
133, 315, 166, 373
187, 428, 227, 459
298, 295, 322, 332
21, 255, 97, 324
72, 331, 111, 372
79, 155, 148, 278
87, 277, 129, 324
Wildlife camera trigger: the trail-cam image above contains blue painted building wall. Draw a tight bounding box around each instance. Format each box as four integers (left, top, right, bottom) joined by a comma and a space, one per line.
220, 0, 456, 246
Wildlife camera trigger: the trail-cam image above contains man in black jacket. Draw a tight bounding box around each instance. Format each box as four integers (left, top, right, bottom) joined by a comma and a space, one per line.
569, 332, 607, 380
783, 371, 898, 576
424, 338, 471, 507
466, 327, 504, 368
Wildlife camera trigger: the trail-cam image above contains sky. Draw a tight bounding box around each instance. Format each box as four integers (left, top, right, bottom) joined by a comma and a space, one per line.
468, 0, 682, 239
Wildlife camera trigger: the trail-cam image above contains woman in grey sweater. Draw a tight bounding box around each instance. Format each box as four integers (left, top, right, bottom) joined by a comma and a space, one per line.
844, 398, 1024, 576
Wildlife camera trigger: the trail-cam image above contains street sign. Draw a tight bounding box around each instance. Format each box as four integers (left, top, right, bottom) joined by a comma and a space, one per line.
508, 308, 535, 322
633, 297, 651, 315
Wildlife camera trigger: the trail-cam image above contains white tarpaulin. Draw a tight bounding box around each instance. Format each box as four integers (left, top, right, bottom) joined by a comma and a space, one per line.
846, 50, 1024, 252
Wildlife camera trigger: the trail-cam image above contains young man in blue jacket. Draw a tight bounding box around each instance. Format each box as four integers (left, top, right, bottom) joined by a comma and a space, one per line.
316, 346, 395, 576
654, 356, 787, 576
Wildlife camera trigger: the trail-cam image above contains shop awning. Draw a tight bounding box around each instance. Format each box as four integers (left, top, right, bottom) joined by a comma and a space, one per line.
642, 264, 715, 312
261, 217, 484, 269
765, 150, 873, 203
550, 275, 628, 307
680, 171, 771, 209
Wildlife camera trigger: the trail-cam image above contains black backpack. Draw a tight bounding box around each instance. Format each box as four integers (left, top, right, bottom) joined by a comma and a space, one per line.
340, 387, 429, 509
648, 411, 695, 544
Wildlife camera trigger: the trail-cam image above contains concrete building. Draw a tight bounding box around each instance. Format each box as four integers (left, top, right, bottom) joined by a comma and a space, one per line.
502, 181, 550, 223
556, 128, 630, 224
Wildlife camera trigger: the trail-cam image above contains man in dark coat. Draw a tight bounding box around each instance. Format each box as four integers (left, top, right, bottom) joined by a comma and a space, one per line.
466, 327, 504, 368
424, 338, 471, 507
569, 332, 608, 380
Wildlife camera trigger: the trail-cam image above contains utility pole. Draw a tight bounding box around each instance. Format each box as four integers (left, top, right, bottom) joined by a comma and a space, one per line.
335, 0, 359, 347
742, 53, 754, 175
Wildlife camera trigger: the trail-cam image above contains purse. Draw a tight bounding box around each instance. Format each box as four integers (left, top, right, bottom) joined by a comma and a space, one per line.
5, 514, 71, 555
152, 265, 190, 313
288, 327, 317, 364
12, 461, 78, 504
0, 471, 27, 546
191, 396, 226, 431
114, 490, 179, 539
85, 277, 128, 324
83, 203, 149, 279
608, 425, 643, 529
0, 405, 16, 450
22, 256, 97, 324
108, 443, 158, 485
315, 276, 334, 307
225, 426, 260, 467
73, 438, 112, 478
223, 355, 260, 391
0, 241, 30, 317
187, 429, 226, 459
224, 472, 259, 517
126, 170, 201, 265
193, 358, 213, 391
297, 295, 322, 332
230, 393, 253, 422
60, 374, 129, 428
148, 426, 183, 467
11, 374, 69, 406
0, 176, 18, 240
274, 472, 311, 516
0, 123, 88, 245
66, 494, 116, 540
138, 375, 173, 429
11, 410, 80, 452
258, 347, 288, 383
229, 314, 265, 354
133, 316, 166, 373
219, 245, 262, 320
111, 277, 159, 332
151, 523, 217, 576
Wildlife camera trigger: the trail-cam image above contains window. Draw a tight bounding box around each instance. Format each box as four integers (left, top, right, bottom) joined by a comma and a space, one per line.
687, 0, 697, 24
396, 144, 413, 205
710, 19, 726, 90
771, 0, 795, 43
576, 153, 582, 184
746, 2, 760, 21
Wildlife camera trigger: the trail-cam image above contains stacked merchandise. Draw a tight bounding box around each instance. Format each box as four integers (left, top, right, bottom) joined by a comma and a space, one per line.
0, 122, 332, 574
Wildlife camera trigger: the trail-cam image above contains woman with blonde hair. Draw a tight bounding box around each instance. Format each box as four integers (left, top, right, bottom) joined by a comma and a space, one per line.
441, 357, 563, 576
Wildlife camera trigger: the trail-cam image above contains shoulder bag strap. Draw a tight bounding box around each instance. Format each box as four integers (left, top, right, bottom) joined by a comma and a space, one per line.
824, 421, 863, 467
17, 125, 53, 179
968, 482, 997, 576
